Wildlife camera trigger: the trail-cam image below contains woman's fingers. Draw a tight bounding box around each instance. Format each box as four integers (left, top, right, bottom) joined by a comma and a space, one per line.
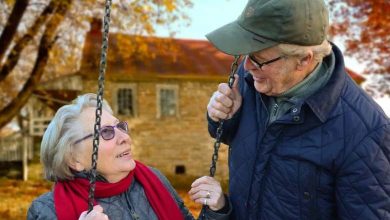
189, 188, 218, 200
189, 176, 220, 197
191, 176, 220, 188
78, 205, 109, 220
189, 176, 226, 211
93, 205, 104, 213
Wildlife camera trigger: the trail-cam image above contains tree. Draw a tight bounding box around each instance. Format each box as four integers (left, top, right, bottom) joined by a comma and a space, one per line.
0, 0, 192, 129
327, 0, 389, 97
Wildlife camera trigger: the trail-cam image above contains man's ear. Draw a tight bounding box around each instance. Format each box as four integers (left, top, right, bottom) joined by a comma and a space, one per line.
297, 51, 314, 71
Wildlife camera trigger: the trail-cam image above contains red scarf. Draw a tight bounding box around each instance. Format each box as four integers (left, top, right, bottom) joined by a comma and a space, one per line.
54, 161, 183, 220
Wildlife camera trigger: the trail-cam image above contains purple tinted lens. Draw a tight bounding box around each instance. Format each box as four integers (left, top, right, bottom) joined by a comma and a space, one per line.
101, 127, 115, 140
117, 121, 128, 132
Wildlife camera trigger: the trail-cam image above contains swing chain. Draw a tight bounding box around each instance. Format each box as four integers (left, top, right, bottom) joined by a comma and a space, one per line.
209, 56, 240, 177
88, 0, 112, 212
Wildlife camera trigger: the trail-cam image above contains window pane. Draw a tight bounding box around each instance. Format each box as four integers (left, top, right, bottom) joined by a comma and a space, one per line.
160, 89, 176, 116
117, 88, 134, 116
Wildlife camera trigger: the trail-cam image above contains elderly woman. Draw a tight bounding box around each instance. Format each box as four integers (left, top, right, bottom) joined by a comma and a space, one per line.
27, 93, 230, 220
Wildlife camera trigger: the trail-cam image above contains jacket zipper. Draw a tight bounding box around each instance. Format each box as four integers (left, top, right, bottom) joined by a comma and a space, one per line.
272, 103, 279, 117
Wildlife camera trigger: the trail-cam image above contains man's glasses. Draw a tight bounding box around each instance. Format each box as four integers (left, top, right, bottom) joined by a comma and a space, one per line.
247, 54, 285, 70
74, 121, 128, 145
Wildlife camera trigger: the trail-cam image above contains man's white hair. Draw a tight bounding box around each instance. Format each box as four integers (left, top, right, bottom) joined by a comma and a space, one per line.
278, 40, 332, 62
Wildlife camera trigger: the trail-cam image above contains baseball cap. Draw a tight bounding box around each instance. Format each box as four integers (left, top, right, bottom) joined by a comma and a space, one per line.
206, 0, 329, 55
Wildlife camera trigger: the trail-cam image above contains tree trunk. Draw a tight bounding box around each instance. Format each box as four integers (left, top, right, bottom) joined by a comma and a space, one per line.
0, 0, 58, 81
0, 0, 29, 63
0, 0, 72, 128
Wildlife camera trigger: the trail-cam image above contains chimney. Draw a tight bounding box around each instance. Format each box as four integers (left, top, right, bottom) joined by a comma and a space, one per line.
90, 17, 102, 36
81, 17, 103, 71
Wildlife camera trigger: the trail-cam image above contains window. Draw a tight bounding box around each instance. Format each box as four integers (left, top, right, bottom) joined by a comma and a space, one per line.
113, 84, 137, 117
156, 84, 179, 118
160, 89, 176, 116
117, 89, 134, 116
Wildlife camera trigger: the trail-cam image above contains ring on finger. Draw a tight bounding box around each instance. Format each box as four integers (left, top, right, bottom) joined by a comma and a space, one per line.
206, 191, 211, 199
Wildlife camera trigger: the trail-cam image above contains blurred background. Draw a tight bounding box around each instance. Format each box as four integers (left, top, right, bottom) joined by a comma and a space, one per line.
0, 0, 388, 218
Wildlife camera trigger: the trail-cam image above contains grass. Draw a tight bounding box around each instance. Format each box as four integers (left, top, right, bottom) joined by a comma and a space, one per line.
0, 163, 202, 219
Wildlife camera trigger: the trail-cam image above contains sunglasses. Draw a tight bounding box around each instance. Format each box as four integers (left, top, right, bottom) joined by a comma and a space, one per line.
247, 54, 285, 70
74, 121, 129, 145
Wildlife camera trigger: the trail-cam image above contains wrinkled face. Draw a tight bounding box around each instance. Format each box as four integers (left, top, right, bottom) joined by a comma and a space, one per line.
71, 107, 136, 183
244, 47, 306, 96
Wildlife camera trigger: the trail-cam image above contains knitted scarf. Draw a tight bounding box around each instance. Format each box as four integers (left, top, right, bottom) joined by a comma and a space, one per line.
54, 161, 183, 220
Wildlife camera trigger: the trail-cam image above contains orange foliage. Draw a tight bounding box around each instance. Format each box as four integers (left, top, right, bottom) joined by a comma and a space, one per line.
0, 163, 201, 219
328, 0, 390, 74
0, 179, 52, 219
0, 0, 193, 129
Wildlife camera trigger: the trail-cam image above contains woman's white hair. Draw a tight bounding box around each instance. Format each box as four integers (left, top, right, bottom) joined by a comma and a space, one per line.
277, 39, 332, 62
40, 93, 113, 181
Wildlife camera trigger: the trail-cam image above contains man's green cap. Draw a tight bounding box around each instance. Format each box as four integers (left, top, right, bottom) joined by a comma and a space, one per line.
206, 0, 329, 55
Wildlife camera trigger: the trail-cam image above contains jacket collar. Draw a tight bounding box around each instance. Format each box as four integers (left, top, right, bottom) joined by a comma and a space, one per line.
305, 43, 346, 122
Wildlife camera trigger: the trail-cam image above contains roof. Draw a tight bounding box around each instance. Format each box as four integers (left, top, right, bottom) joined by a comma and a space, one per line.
79, 18, 365, 83
80, 19, 234, 80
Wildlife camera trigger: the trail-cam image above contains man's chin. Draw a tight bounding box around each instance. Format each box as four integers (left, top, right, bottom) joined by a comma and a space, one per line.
254, 83, 270, 95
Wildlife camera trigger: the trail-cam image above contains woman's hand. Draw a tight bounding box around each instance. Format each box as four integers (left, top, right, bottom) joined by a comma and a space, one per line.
189, 176, 226, 211
79, 205, 109, 220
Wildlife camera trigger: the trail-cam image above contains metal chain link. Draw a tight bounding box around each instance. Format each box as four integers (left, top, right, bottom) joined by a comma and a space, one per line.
88, 0, 112, 212
209, 55, 240, 177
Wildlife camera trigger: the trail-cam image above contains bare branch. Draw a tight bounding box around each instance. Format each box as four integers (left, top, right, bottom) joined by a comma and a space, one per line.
0, 0, 57, 81
0, 0, 29, 63
0, 0, 72, 128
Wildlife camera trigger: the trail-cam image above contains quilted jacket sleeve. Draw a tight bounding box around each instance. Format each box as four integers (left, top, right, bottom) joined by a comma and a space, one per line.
336, 124, 390, 219
207, 110, 242, 145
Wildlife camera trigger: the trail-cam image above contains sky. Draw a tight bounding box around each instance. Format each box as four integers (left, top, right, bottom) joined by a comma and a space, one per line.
174, 0, 244, 40
156, 0, 244, 40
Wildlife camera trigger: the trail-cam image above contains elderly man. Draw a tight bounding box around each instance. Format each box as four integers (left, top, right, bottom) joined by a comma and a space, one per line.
206, 0, 390, 219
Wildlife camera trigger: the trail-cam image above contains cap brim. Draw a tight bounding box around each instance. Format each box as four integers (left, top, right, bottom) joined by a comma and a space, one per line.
206, 21, 278, 56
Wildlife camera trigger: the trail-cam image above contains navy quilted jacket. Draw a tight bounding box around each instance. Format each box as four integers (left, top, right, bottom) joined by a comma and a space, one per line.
208, 45, 390, 220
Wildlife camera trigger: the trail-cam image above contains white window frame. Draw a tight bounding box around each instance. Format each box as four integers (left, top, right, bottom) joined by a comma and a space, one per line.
156, 84, 179, 119
112, 83, 138, 117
